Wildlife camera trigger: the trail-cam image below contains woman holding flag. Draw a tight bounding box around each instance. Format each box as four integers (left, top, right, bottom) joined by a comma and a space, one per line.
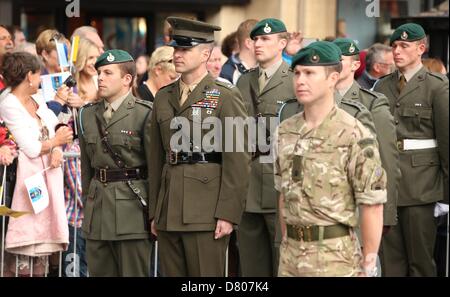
0, 51, 73, 276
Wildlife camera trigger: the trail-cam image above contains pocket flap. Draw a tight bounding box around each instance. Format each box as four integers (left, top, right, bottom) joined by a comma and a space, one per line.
411, 152, 440, 167
402, 107, 432, 119
84, 134, 97, 144
183, 164, 221, 184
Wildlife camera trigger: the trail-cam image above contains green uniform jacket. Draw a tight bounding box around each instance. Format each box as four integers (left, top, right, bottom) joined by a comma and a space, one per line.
343, 82, 400, 226
374, 67, 449, 206
78, 93, 152, 241
148, 74, 251, 232
236, 61, 295, 213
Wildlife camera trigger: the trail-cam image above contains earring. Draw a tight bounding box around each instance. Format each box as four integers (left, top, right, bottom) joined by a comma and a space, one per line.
29, 82, 33, 87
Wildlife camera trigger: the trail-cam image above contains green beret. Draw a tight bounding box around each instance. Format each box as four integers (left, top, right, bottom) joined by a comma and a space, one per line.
291, 41, 342, 68
166, 17, 221, 48
95, 49, 134, 69
333, 38, 360, 56
250, 18, 287, 39
390, 23, 426, 45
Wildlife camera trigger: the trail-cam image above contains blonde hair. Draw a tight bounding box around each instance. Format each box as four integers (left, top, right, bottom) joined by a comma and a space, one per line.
148, 46, 175, 74
35, 29, 60, 55
74, 38, 98, 81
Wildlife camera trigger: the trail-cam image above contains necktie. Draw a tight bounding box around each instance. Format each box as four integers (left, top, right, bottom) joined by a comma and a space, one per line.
103, 103, 113, 123
180, 86, 191, 106
397, 75, 406, 93
258, 70, 267, 94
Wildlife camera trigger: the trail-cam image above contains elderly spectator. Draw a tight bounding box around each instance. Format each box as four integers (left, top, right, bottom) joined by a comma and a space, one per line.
0, 25, 14, 91
135, 46, 178, 102
0, 52, 73, 276
357, 43, 395, 90
206, 45, 225, 79
71, 26, 104, 54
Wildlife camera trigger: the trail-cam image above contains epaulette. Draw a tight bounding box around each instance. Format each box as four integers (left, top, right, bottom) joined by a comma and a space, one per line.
79, 102, 98, 136
135, 98, 153, 109
340, 98, 368, 115
360, 87, 384, 99
215, 80, 235, 90
427, 71, 447, 82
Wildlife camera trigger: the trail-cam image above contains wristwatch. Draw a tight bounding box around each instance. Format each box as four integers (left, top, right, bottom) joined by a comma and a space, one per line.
363, 265, 378, 277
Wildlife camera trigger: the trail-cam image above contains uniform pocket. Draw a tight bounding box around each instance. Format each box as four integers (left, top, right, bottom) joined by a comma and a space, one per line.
401, 107, 433, 133
84, 134, 97, 157
182, 163, 221, 224
81, 181, 97, 234
114, 181, 148, 235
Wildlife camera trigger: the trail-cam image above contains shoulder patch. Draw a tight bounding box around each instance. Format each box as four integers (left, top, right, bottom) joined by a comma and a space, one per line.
135, 98, 153, 109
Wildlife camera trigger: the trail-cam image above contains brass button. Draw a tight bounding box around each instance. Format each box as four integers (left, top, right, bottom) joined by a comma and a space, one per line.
202, 177, 208, 182
396, 103, 400, 107
103, 183, 108, 187
105, 165, 109, 169
105, 131, 109, 135
415, 112, 419, 116
395, 120, 399, 125
103, 149, 107, 153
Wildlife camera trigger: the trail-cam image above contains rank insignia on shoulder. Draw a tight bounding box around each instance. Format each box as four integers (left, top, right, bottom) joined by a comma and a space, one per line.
414, 103, 422, 107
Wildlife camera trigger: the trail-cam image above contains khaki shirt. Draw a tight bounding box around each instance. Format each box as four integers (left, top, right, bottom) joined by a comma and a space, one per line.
274, 106, 387, 227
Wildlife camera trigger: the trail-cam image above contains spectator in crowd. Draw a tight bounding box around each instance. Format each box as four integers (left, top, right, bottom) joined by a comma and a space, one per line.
9, 26, 26, 50
354, 49, 367, 80
0, 25, 14, 91
135, 46, 178, 102
357, 43, 395, 90
220, 20, 258, 85
135, 54, 150, 86
71, 26, 104, 54
221, 31, 239, 59
74, 38, 100, 103
422, 57, 447, 75
0, 52, 73, 276
206, 45, 225, 80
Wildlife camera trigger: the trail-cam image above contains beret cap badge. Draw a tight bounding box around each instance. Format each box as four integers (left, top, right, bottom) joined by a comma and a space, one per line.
349, 43, 355, 54
311, 53, 320, 63
107, 52, 115, 62
263, 23, 272, 34
401, 31, 408, 40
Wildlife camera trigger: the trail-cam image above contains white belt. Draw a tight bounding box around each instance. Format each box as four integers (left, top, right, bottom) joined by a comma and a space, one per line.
398, 139, 438, 151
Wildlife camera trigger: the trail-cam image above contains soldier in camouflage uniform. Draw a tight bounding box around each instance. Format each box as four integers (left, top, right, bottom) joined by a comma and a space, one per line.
275, 41, 387, 277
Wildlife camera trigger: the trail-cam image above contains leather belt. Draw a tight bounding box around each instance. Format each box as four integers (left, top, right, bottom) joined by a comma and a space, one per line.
397, 139, 437, 151
167, 151, 222, 165
286, 224, 350, 242
94, 167, 147, 183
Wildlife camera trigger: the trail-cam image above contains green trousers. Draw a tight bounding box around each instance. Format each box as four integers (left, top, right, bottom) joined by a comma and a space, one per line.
379, 203, 438, 276
157, 230, 230, 277
238, 212, 279, 276
86, 239, 152, 277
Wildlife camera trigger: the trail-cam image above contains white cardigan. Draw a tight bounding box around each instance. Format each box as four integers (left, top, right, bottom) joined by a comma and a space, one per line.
0, 90, 58, 158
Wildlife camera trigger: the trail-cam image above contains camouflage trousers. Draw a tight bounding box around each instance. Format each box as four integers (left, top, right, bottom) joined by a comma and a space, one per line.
278, 232, 362, 277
